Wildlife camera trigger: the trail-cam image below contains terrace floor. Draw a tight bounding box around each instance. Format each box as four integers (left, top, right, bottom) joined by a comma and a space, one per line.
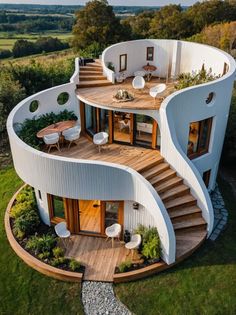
76, 77, 176, 110
66, 234, 128, 281
52, 136, 161, 172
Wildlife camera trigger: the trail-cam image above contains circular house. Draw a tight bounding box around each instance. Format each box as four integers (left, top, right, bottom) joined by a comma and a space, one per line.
7, 39, 236, 282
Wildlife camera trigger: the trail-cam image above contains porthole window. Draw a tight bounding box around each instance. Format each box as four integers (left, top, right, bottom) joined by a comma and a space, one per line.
57, 92, 69, 105
206, 92, 215, 105
29, 100, 39, 113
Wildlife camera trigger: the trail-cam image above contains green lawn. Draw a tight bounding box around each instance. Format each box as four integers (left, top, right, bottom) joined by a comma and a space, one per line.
115, 178, 236, 315
0, 167, 84, 315
0, 32, 72, 50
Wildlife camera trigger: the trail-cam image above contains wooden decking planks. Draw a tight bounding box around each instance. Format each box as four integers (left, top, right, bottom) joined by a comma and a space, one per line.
66, 235, 128, 281
52, 136, 161, 171
77, 77, 176, 110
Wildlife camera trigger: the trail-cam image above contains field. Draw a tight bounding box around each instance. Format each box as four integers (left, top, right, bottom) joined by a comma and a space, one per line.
0, 32, 72, 50
0, 167, 84, 315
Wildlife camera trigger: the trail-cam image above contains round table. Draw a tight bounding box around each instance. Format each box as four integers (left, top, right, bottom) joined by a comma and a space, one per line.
143, 65, 157, 81
36, 120, 77, 138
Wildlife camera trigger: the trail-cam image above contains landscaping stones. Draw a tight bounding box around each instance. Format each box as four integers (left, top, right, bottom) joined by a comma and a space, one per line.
210, 183, 228, 241
82, 281, 132, 315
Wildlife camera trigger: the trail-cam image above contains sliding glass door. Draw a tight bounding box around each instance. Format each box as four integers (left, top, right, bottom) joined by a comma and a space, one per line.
113, 111, 132, 144
134, 114, 154, 148
84, 103, 97, 136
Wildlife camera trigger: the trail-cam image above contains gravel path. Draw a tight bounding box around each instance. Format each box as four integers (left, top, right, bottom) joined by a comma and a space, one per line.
82, 281, 132, 315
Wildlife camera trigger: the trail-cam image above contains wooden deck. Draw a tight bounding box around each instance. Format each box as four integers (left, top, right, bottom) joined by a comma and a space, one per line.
66, 234, 128, 281
77, 77, 176, 110
52, 136, 162, 171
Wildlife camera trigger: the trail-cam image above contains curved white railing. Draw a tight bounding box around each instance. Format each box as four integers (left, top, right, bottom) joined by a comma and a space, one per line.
70, 57, 80, 85
101, 47, 115, 83
160, 52, 236, 236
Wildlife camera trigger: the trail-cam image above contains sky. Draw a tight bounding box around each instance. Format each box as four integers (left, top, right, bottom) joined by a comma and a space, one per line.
0, 0, 200, 6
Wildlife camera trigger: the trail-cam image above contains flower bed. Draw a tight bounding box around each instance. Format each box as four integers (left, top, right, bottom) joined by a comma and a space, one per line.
9, 185, 84, 275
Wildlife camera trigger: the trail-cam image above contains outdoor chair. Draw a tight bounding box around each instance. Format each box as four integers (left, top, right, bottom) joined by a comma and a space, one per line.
132, 76, 145, 94
54, 222, 71, 249
93, 132, 109, 153
125, 234, 142, 259
62, 125, 81, 148
43, 132, 60, 153
149, 83, 166, 104
105, 223, 122, 248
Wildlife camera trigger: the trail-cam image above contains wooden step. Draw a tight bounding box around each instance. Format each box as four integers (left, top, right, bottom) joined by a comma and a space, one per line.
150, 169, 176, 186
77, 80, 112, 88
171, 211, 202, 224
160, 184, 190, 202
169, 205, 202, 219
135, 156, 164, 173
79, 71, 103, 76
141, 163, 170, 180
165, 194, 196, 211
79, 75, 106, 81
80, 66, 102, 72
173, 216, 206, 231
155, 176, 183, 194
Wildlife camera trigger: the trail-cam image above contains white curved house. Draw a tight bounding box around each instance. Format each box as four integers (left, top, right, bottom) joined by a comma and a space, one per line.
7, 39, 236, 277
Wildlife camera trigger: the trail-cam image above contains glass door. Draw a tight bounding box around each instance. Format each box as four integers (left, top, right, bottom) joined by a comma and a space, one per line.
101, 201, 124, 234
134, 114, 155, 148
84, 103, 97, 136
113, 111, 132, 144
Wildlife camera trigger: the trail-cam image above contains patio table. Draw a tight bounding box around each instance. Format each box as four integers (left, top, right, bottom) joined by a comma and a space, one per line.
36, 120, 77, 138
143, 64, 157, 81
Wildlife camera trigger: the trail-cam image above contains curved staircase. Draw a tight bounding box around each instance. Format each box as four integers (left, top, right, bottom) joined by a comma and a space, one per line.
77, 60, 112, 88
138, 155, 207, 261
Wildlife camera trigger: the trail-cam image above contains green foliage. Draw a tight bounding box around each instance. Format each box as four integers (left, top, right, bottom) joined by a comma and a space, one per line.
52, 246, 64, 258
0, 49, 12, 59
50, 256, 68, 267
175, 68, 220, 90
118, 260, 132, 273
134, 224, 161, 260
69, 259, 81, 272
38, 251, 51, 260
18, 109, 78, 150
13, 210, 40, 239
10, 201, 35, 219
26, 234, 57, 256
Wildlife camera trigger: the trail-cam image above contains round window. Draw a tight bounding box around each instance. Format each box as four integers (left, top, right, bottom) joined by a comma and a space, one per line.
57, 92, 69, 105
29, 100, 39, 113
206, 92, 215, 105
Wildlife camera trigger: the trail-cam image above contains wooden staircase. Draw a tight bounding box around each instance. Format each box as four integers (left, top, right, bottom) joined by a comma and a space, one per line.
77, 60, 113, 88
138, 156, 207, 260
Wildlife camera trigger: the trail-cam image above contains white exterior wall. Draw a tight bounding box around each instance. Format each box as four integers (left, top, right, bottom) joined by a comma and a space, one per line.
124, 201, 155, 232
35, 189, 50, 226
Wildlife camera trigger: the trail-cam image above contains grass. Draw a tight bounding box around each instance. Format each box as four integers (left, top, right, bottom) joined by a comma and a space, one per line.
0, 32, 72, 50
0, 167, 84, 315
115, 177, 236, 315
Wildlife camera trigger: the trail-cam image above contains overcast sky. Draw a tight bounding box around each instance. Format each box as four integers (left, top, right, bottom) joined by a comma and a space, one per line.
0, 0, 201, 6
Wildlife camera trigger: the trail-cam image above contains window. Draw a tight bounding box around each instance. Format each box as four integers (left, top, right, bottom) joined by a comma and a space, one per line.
119, 54, 127, 72
203, 170, 211, 188
38, 190, 42, 201
187, 117, 213, 159
206, 92, 215, 105
57, 92, 69, 105
48, 194, 65, 223
29, 100, 39, 113
147, 47, 154, 61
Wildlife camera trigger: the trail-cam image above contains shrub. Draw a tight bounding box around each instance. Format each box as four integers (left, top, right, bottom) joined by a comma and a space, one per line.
15, 186, 35, 204
175, 67, 220, 90
38, 251, 51, 260
50, 257, 68, 267
52, 246, 64, 258
69, 259, 81, 272
26, 234, 57, 255
13, 210, 40, 239
10, 201, 35, 219
118, 260, 132, 273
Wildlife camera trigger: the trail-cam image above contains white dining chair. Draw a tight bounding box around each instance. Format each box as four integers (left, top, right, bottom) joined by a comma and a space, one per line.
93, 132, 109, 153
62, 125, 81, 148
54, 222, 71, 248
125, 234, 142, 258
43, 132, 60, 153
105, 223, 122, 248
132, 76, 145, 93
149, 83, 167, 103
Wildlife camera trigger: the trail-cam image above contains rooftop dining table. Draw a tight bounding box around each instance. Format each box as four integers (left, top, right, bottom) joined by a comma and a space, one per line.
143, 64, 157, 81
36, 120, 77, 138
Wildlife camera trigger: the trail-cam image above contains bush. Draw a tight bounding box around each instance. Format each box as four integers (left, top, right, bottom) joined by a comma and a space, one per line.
134, 225, 161, 260
175, 67, 220, 90
52, 246, 64, 258
118, 260, 132, 273
26, 234, 57, 255
10, 201, 35, 219
69, 259, 81, 272
18, 109, 78, 150
13, 210, 40, 239
15, 186, 35, 204
0, 49, 12, 59
50, 257, 68, 267
38, 251, 51, 260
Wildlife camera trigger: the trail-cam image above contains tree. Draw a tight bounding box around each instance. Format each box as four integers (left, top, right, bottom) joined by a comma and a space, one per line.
12, 39, 36, 58
72, 0, 126, 51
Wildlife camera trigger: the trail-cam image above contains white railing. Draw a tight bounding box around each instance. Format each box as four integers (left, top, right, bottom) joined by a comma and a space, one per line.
101, 48, 115, 83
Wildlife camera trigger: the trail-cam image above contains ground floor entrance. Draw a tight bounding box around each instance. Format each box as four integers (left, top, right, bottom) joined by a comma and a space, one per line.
80, 102, 160, 149
48, 195, 124, 237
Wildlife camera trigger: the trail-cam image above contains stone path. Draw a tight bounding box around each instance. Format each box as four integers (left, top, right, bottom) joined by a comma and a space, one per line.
210, 183, 228, 241
82, 281, 132, 315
